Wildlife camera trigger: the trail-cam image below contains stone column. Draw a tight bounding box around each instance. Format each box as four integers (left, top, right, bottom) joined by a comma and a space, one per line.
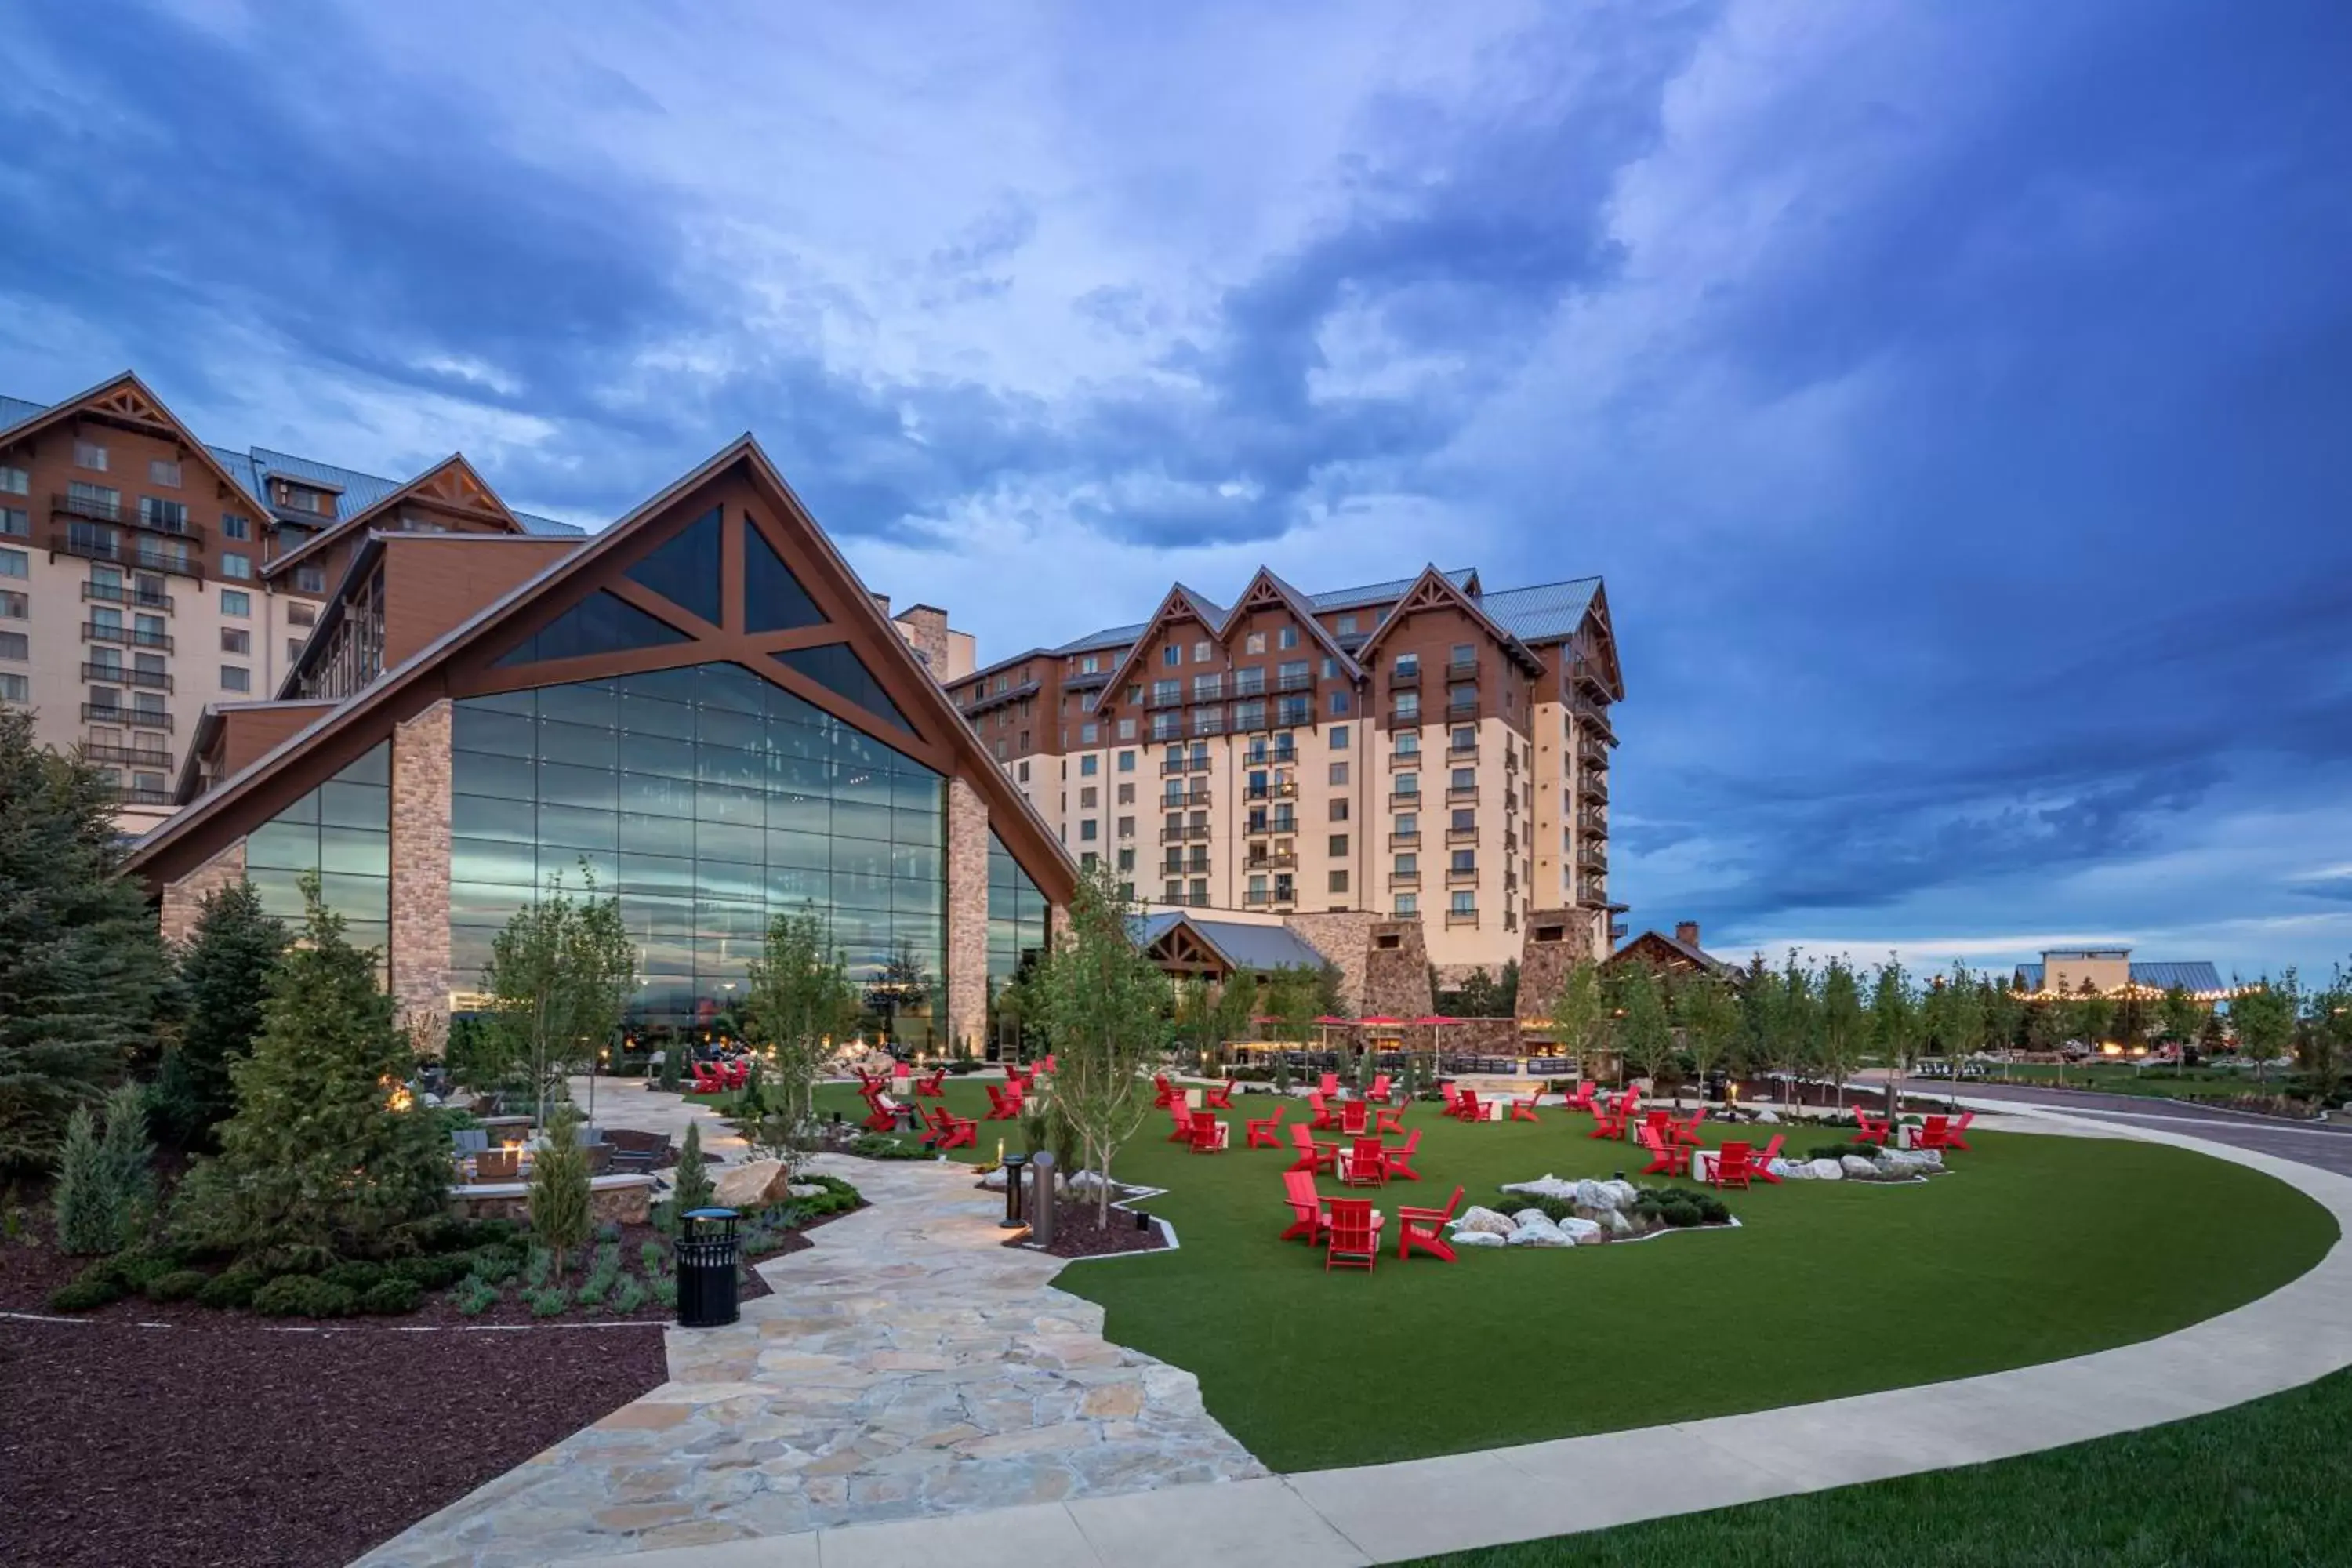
159, 840, 247, 947
945, 775, 990, 1054
390, 699, 455, 1039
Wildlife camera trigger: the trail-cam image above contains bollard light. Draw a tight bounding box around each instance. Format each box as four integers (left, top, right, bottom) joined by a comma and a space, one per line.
1001, 1152, 1028, 1230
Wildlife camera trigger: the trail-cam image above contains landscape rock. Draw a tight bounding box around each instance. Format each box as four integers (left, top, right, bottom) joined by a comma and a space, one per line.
1915, 1149, 1944, 1169
977, 1167, 1008, 1190
1839, 1155, 1878, 1179
1501, 1174, 1579, 1200
1558, 1216, 1604, 1245
1769, 1158, 1810, 1180
1810, 1159, 1845, 1181
1602, 1207, 1635, 1238
1755, 1109, 1780, 1124
1511, 1207, 1556, 1229
713, 1159, 793, 1210
1453, 1205, 1516, 1236
1453, 1229, 1507, 1248
1507, 1218, 1573, 1247
1573, 1179, 1614, 1210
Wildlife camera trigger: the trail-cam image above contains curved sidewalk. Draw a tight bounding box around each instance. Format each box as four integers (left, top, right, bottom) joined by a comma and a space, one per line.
541, 1105, 2352, 1568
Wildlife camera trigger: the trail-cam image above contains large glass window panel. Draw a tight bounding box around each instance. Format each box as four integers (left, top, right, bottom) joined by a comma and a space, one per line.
452, 750, 534, 801
536, 762, 618, 812
453, 794, 535, 843
773, 644, 913, 733
498, 589, 691, 666
619, 811, 695, 858
620, 693, 696, 741
536, 719, 619, 771
454, 706, 536, 757
536, 803, 618, 851
695, 782, 764, 824
831, 801, 892, 843
765, 828, 829, 869
319, 826, 390, 877
452, 837, 538, 887
534, 681, 618, 731
743, 520, 827, 633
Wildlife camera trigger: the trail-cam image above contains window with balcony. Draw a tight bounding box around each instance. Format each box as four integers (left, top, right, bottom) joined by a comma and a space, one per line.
1277, 658, 1310, 690
1450, 891, 1476, 915
74, 441, 110, 472
1394, 853, 1417, 875
1164, 879, 1184, 903
1394, 691, 1421, 720
1393, 893, 1417, 916
1452, 808, 1475, 831
1450, 725, 1475, 753
1150, 713, 1180, 741
1395, 811, 1418, 836
1192, 704, 1222, 735
1396, 772, 1419, 797
1189, 877, 1209, 905
1451, 849, 1477, 873
68, 481, 121, 519
1451, 767, 1475, 791
139, 497, 189, 532
1151, 677, 1181, 706
1233, 699, 1266, 731
1232, 666, 1265, 696
1276, 695, 1310, 727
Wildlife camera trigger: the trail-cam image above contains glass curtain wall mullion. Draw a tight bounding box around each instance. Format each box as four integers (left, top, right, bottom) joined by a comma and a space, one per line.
245, 741, 392, 983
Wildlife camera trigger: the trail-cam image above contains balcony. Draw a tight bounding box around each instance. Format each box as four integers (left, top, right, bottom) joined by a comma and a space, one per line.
1504, 831, 1519, 855
1146, 688, 1185, 710
85, 742, 172, 769
964, 677, 1039, 717
108, 787, 175, 807
1610, 920, 1629, 944
1569, 691, 1614, 736
1576, 876, 1610, 907
82, 663, 173, 693
1445, 785, 1479, 804
1160, 826, 1189, 845
1275, 671, 1312, 694
1578, 772, 1610, 805
1446, 826, 1478, 847
1243, 888, 1272, 907
1160, 757, 1191, 777
1577, 808, 1609, 838
52, 530, 205, 584
1388, 662, 1421, 688
54, 492, 204, 543
1446, 742, 1479, 763
1388, 872, 1421, 891
1245, 746, 1298, 768
82, 622, 174, 652
1444, 908, 1479, 928
1446, 866, 1479, 886
1387, 706, 1425, 728
1189, 676, 1226, 703
1446, 699, 1480, 723
82, 704, 172, 731
1185, 823, 1214, 840
81, 579, 174, 612
1388, 789, 1422, 810
1577, 737, 1610, 768
1062, 667, 1111, 693
1388, 830, 1421, 850
1446, 659, 1479, 681
1388, 749, 1421, 771
1230, 677, 1267, 700
1246, 851, 1298, 871
1570, 651, 1611, 697
1243, 779, 1296, 800
1577, 843, 1610, 872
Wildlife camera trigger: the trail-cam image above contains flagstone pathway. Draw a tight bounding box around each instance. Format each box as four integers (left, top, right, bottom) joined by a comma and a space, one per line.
354, 1156, 1261, 1568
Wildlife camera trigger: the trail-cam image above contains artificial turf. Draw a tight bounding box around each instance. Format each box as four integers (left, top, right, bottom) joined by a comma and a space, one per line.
811, 1080, 2336, 1472
1400, 1363, 2352, 1566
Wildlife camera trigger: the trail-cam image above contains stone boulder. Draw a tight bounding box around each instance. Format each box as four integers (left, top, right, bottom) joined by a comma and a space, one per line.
1501, 1174, 1579, 1200
1507, 1218, 1573, 1247
1769, 1158, 1810, 1180
1573, 1178, 1615, 1210
977, 1166, 1008, 1190
713, 1159, 793, 1210
1558, 1215, 1605, 1245
1602, 1207, 1635, 1238
1454, 1229, 1507, 1248
1755, 1109, 1780, 1124
1453, 1205, 1515, 1236
1915, 1148, 1945, 1169
1809, 1158, 1844, 1181
1839, 1155, 1878, 1179
1599, 1179, 1639, 1209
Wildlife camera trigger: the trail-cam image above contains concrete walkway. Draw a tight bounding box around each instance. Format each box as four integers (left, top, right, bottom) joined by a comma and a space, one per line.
503, 1103, 2352, 1568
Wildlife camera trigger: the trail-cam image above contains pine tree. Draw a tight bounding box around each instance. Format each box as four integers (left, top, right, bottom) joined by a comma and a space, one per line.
530, 1106, 593, 1277
161, 880, 287, 1147
96, 1081, 155, 1246
0, 710, 169, 1173
176, 878, 448, 1259
51, 1105, 115, 1254
672, 1119, 715, 1214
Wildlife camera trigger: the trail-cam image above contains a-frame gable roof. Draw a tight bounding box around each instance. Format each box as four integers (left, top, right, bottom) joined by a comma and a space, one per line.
1573, 582, 1625, 700
262, 452, 523, 580
125, 437, 1077, 903
1233, 567, 1365, 680
0, 370, 267, 511
1354, 564, 1547, 674
1091, 583, 1230, 706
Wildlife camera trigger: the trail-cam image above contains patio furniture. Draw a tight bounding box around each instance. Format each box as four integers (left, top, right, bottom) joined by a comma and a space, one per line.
984, 1083, 1025, 1120
1340, 1136, 1388, 1188
1565, 1081, 1600, 1113
913, 1068, 948, 1098
1438, 1083, 1465, 1118
859, 1088, 901, 1133
1154, 1074, 1180, 1108
1039, 1054, 1058, 1075
1318, 1072, 1341, 1098
1670, 1108, 1706, 1146
1509, 1088, 1541, 1122
1380, 1127, 1423, 1182
1339, 1099, 1370, 1137
1397, 1185, 1465, 1262
1168, 1103, 1197, 1142
1279, 1170, 1331, 1243
1325, 1198, 1382, 1272
1454, 1089, 1484, 1123
1371, 1102, 1406, 1136
1854, 1109, 1893, 1146
1287, 1122, 1338, 1176
1244, 1102, 1288, 1148
1750, 1133, 1786, 1184
1370, 1073, 1393, 1102
1204, 1079, 1239, 1110
1308, 1091, 1338, 1131
1708, 1139, 1755, 1190
1591, 1103, 1630, 1140
1638, 1124, 1690, 1177
921, 1105, 978, 1151
722, 1060, 749, 1091
691, 1062, 728, 1094
1920, 1111, 1974, 1152
1189, 1115, 1230, 1153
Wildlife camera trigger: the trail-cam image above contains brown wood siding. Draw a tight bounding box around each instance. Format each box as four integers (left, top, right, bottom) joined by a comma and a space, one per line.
217, 702, 337, 775
1366, 604, 1534, 737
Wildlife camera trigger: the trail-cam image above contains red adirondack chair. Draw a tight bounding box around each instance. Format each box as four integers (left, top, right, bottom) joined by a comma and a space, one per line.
1638, 1124, 1690, 1177
1920, 1111, 1974, 1152
1280, 1170, 1331, 1243
1590, 1104, 1630, 1140
1642, 1109, 1673, 1143
1287, 1122, 1338, 1175
1396, 1185, 1465, 1262
1438, 1082, 1464, 1117
1245, 1102, 1288, 1149
1339, 1099, 1370, 1137
921, 1105, 978, 1151
1308, 1091, 1338, 1131
852, 1065, 884, 1092
1039, 1054, 1058, 1075
1188, 1115, 1229, 1153
721, 1060, 749, 1091
1708, 1139, 1755, 1190
913, 1068, 948, 1098
1671, 1108, 1707, 1146
690, 1062, 728, 1094
1619, 1088, 1642, 1120
1455, 1090, 1486, 1123
1380, 1127, 1423, 1181
1153, 1074, 1179, 1109
1318, 1072, 1341, 1098
1167, 1103, 1196, 1143
858, 1088, 899, 1133
1371, 1103, 1406, 1135
1370, 1073, 1393, 1102
1325, 1197, 1382, 1272
1750, 1133, 1786, 1184
1854, 1109, 1893, 1146
1565, 1081, 1600, 1113
1204, 1079, 1239, 1109
1003, 1066, 1034, 1095
1509, 1088, 1541, 1122
1341, 1135, 1387, 1187
984, 1083, 1025, 1120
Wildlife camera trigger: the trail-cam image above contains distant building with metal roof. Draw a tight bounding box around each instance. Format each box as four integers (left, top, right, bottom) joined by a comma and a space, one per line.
2014, 949, 2230, 1000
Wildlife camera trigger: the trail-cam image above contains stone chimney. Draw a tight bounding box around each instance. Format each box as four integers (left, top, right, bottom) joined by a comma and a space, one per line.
868, 592, 892, 619
1675, 920, 1701, 948
893, 604, 951, 675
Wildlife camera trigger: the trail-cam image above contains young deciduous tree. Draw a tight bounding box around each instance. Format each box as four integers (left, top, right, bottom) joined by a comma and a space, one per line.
1768, 953, 1819, 1105
2298, 967, 2350, 1106
478, 866, 637, 1127
158, 880, 288, 1147
1671, 972, 1740, 1106
1548, 957, 1613, 1090
0, 710, 168, 1173
1817, 957, 1867, 1107
1868, 957, 1917, 1114
1612, 965, 1675, 1092
2232, 974, 2298, 1085
2157, 985, 2202, 1046
1031, 866, 1171, 1226
742, 907, 860, 1150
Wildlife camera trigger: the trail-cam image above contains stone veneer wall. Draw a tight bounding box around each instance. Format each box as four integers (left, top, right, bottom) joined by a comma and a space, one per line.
159, 838, 247, 948
1362, 917, 1434, 1018
894, 607, 951, 674
945, 775, 989, 1053
1280, 910, 1380, 1014
390, 700, 456, 1036
1515, 906, 1583, 1022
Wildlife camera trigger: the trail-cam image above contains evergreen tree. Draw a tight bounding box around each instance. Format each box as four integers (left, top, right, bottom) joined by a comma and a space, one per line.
656, 1033, 684, 1093
50, 1105, 115, 1254
672, 1119, 716, 1214
96, 1081, 155, 1246
0, 710, 168, 1173
162, 880, 288, 1147
175, 879, 448, 1259
530, 1105, 593, 1276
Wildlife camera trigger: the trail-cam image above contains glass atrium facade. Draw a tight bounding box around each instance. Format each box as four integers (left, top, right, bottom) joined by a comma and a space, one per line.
448, 661, 946, 1037
245, 740, 392, 974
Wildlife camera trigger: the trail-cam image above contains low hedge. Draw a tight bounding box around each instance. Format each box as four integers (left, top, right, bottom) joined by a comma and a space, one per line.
250, 1275, 359, 1319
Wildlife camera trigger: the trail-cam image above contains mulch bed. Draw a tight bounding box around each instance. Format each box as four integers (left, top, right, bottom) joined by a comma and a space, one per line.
1005, 1195, 1167, 1258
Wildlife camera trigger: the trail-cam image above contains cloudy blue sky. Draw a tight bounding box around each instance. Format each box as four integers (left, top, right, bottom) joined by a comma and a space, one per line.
6, 1, 2348, 980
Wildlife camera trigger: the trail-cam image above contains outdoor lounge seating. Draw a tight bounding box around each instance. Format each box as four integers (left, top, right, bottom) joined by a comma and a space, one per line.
1371, 1102, 1406, 1135
984, 1083, 1025, 1120
1638, 1124, 1690, 1177
1509, 1088, 1541, 1121
691, 1062, 729, 1094
1168, 1103, 1198, 1142
1279, 1170, 1331, 1243
1154, 1074, 1180, 1108
1920, 1112, 1974, 1152
1308, 1091, 1338, 1131
922, 1105, 978, 1151
1325, 1197, 1382, 1272
1245, 1102, 1288, 1149
1453, 1089, 1485, 1122
1708, 1139, 1755, 1190
1396, 1185, 1465, 1262
1854, 1109, 1893, 1145
1564, 1081, 1600, 1113
1318, 1072, 1341, 1097
1370, 1073, 1392, 1102
1203, 1079, 1239, 1109
1339, 1099, 1370, 1137
1670, 1108, 1706, 1145
913, 1068, 948, 1098
1750, 1133, 1786, 1183
1189, 1115, 1230, 1153
1340, 1135, 1388, 1187
1380, 1127, 1423, 1181
1287, 1122, 1338, 1176
1591, 1103, 1630, 1139
859, 1088, 902, 1133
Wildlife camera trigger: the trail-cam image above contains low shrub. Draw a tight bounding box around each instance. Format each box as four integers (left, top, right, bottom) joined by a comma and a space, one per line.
359, 1278, 423, 1315
321, 1259, 388, 1292
467, 1246, 522, 1285
452, 1276, 499, 1316
145, 1269, 211, 1303
794, 1173, 862, 1217
96, 1244, 189, 1293
250, 1275, 358, 1319
946, 1061, 978, 1076
651, 1273, 678, 1308
47, 1276, 123, 1313
394, 1252, 475, 1290
248, 1242, 339, 1280
639, 1240, 668, 1276
196, 1267, 266, 1310
524, 1247, 554, 1288
610, 1274, 648, 1315
1806, 1140, 1880, 1163
848, 1134, 935, 1160
524, 1286, 571, 1318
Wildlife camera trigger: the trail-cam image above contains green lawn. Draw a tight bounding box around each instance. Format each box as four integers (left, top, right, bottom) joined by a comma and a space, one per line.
1403, 1364, 2352, 1566
1962, 1063, 2278, 1101
808, 1080, 2335, 1472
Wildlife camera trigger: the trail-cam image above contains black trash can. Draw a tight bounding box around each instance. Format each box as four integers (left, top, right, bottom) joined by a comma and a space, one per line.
675, 1207, 741, 1328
